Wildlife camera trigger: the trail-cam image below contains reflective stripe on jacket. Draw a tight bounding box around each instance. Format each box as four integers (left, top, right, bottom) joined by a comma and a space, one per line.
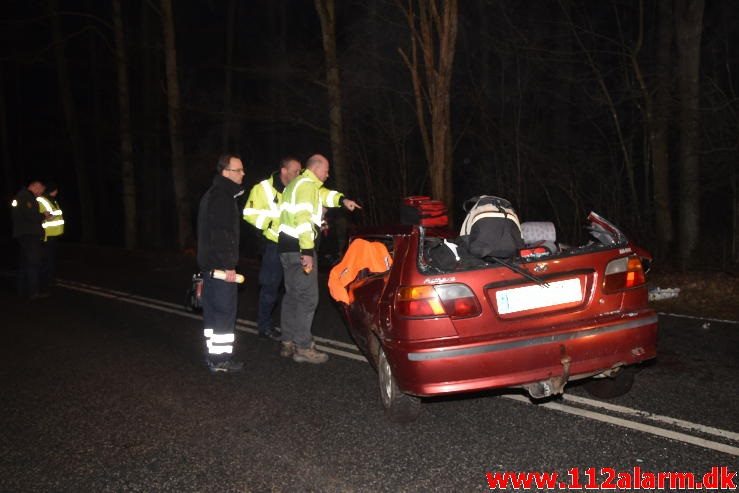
37, 196, 64, 239
278, 169, 343, 254
243, 175, 281, 243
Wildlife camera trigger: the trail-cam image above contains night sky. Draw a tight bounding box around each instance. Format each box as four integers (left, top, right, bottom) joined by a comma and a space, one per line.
1, 1, 737, 265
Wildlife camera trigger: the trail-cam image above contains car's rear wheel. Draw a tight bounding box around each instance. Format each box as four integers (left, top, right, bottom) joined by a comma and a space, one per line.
378, 347, 421, 423
584, 367, 636, 399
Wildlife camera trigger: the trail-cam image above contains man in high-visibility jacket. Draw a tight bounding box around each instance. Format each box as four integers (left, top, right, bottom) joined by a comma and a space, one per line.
37, 182, 65, 291
277, 154, 361, 364
242, 157, 302, 340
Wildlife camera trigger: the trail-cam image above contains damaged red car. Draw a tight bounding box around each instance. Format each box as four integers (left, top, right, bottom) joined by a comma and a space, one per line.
331, 210, 658, 423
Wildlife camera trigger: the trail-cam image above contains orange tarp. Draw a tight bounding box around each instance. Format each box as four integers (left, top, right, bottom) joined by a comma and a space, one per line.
328, 239, 393, 304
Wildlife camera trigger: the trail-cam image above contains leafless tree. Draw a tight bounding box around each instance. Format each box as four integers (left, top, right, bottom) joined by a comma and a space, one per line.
674, 0, 705, 267
315, 0, 348, 193
160, 0, 192, 249
48, 0, 96, 242
112, 0, 137, 249
651, 0, 674, 255
222, 0, 236, 152
315, 0, 351, 249
560, 1, 640, 227
397, 0, 458, 212
0, 66, 11, 196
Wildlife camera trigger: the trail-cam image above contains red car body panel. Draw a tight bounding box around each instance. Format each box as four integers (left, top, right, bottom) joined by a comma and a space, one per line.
341, 213, 658, 398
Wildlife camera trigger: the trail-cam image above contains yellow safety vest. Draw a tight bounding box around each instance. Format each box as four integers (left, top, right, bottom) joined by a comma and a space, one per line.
243, 176, 282, 243
278, 169, 343, 252
37, 196, 65, 240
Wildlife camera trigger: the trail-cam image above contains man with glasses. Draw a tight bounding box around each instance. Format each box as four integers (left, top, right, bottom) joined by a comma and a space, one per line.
197, 154, 246, 373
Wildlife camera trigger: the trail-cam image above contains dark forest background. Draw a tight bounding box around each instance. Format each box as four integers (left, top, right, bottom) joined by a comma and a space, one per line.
1, 0, 737, 269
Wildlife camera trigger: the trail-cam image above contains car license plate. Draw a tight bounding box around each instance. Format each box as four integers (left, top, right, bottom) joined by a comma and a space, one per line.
495, 278, 582, 315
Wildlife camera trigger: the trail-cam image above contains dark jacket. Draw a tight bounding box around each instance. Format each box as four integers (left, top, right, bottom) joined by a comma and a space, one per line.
197, 174, 244, 271
12, 188, 44, 239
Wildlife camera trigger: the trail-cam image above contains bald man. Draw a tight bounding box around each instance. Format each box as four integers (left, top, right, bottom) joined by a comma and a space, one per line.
277, 154, 361, 363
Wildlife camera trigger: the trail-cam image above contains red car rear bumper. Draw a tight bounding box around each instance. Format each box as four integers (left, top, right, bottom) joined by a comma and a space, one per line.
383, 311, 658, 397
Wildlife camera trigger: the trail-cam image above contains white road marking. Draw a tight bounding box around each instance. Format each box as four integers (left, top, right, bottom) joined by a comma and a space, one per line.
504, 395, 739, 457
562, 394, 739, 442
658, 312, 739, 325
60, 280, 360, 354
57, 279, 737, 456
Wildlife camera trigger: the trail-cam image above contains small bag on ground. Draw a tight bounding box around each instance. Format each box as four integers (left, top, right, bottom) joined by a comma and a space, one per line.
185, 272, 203, 312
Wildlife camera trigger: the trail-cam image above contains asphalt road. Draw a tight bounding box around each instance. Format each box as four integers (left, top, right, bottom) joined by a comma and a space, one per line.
1, 244, 737, 492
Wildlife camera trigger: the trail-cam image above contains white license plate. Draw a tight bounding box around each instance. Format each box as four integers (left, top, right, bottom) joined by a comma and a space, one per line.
495, 278, 582, 315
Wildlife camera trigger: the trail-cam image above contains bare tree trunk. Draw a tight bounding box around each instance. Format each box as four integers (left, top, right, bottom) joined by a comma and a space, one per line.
674, 0, 705, 268
315, 0, 350, 252
48, 0, 96, 242
139, 1, 163, 248
222, 0, 236, 152
734, 165, 739, 263
652, 0, 674, 255
87, 0, 105, 227
398, 0, 458, 213
314, 0, 348, 193
113, 0, 138, 249
160, 0, 193, 250
0, 65, 12, 196
267, 3, 288, 158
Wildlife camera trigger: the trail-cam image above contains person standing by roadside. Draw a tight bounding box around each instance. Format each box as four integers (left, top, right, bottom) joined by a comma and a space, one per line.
277, 154, 361, 363
197, 154, 246, 373
37, 182, 65, 291
242, 157, 302, 340
11, 181, 46, 299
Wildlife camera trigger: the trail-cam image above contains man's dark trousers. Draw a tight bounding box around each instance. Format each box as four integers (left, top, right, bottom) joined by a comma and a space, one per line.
16, 235, 44, 298
202, 274, 238, 363
41, 236, 58, 290
257, 241, 283, 335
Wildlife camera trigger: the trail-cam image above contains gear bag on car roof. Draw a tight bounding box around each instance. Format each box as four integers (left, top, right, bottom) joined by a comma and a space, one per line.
459, 195, 524, 259
399, 196, 449, 228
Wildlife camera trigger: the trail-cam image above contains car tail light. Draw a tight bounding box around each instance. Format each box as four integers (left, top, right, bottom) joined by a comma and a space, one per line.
603, 256, 645, 292
395, 283, 481, 319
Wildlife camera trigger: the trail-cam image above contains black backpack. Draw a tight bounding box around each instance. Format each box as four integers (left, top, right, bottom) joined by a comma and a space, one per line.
459, 196, 524, 259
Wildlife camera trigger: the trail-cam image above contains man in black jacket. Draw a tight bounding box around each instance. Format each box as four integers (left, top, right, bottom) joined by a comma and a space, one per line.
11, 181, 46, 299
197, 154, 246, 373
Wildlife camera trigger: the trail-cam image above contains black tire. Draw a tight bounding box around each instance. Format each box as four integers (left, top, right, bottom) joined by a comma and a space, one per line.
378, 347, 421, 423
584, 367, 636, 399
